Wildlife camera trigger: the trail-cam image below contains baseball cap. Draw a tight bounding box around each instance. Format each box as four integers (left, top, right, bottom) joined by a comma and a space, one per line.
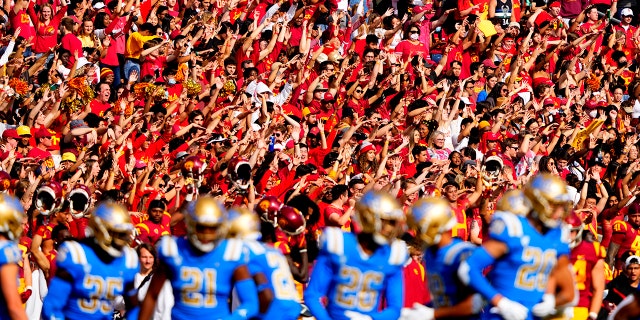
175, 151, 189, 161
207, 134, 227, 144
478, 120, 491, 130
324, 92, 335, 102
134, 160, 147, 169
2, 129, 18, 140
61, 152, 77, 163
508, 22, 520, 29
93, 2, 106, 9
549, 1, 560, 8
16, 126, 30, 136
622, 8, 634, 16
482, 59, 498, 68
626, 255, 640, 268
35, 128, 51, 139
543, 98, 555, 106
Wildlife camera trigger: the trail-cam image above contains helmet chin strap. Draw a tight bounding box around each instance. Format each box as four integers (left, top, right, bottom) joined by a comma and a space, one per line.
373, 233, 389, 245
190, 235, 216, 252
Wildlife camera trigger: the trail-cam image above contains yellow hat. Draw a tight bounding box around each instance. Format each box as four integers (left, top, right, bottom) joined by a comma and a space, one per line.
478, 121, 491, 130
61, 152, 77, 163
16, 126, 30, 136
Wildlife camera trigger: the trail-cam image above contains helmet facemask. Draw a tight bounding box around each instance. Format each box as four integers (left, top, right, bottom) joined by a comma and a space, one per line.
69, 188, 91, 219
36, 187, 59, 216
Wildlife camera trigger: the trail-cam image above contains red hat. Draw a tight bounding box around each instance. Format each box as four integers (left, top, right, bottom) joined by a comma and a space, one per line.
549, 1, 560, 8
597, 101, 608, 107
35, 128, 50, 139
309, 127, 321, 135
483, 59, 498, 68
359, 141, 375, 154
2, 129, 18, 140
324, 92, 335, 102
543, 98, 555, 106
584, 100, 598, 109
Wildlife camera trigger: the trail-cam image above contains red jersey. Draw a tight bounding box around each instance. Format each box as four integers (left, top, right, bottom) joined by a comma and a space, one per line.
611, 220, 640, 270
135, 219, 170, 245
571, 240, 606, 308
403, 259, 429, 307
274, 228, 307, 256
450, 197, 470, 241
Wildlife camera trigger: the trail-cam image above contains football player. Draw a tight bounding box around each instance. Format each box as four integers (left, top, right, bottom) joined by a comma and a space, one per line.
42, 201, 139, 320
607, 202, 640, 274
304, 190, 406, 320
0, 194, 28, 320
458, 175, 575, 320
566, 212, 605, 320
139, 197, 258, 320
401, 197, 481, 320
227, 207, 301, 320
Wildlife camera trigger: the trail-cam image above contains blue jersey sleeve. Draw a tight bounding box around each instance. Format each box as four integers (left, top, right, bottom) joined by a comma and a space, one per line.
226, 269, 259, 320
42, 276, 73, 320
304, 252, 334, 320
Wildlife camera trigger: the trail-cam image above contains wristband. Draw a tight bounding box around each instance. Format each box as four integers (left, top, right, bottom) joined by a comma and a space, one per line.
299, 249, 307, 253
588, 312, 598, 320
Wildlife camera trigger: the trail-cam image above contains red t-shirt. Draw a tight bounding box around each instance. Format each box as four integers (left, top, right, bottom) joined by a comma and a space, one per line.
394, 40, 429, 63
141, 55, 168, 79
61, 33, 83, 66
90, 99, 112, 116
27, 146, 51, 161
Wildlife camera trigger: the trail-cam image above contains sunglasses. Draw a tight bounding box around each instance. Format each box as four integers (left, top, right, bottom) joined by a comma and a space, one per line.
355, 89, 363, 93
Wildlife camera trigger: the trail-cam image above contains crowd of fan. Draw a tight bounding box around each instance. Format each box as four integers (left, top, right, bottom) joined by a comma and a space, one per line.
4, 0, 640, 316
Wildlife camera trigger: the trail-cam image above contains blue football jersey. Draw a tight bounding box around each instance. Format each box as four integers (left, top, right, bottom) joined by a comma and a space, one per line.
0, 240, 21, 320
244, 240, 301, 320
482, 212, 570, 320
424, 238, 476, 310
43, 240, 139, 320
304, 227, 406, 320
158, 236, 255, 320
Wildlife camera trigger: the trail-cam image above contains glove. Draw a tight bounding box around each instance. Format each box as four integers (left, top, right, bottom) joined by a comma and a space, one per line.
531, 293, 556, 317
490, 297, 528, 320
399, 303, 434, 320
344, 311, 373, 320
471, 293, 485, 314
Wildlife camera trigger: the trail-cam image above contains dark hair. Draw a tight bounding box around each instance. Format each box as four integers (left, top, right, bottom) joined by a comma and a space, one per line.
330, 184, 349, 201
137, 242, 159, 270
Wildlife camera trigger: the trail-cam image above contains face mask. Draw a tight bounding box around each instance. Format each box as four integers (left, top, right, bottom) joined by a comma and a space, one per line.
589, 110, 597, 118
167, 78, 176, 85
410, 33, 419, 40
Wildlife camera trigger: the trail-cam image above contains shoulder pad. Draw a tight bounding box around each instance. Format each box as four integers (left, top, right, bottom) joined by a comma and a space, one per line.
223, 238, 244, 262
443, 241, 476, 266
244, 240, 266, 255
320, 227, 344, 256
388, 240, 408, 266
136, 223, 150, 234
0, 241, 21, 265
122, 246, 139, 270
58, 240, 87, 266
491, 211, 524, 238
159, 236, 179, 259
